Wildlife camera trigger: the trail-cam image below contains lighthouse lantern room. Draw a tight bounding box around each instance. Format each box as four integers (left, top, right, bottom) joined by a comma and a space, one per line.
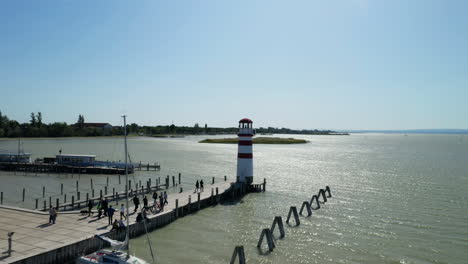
237, 118, 255, 184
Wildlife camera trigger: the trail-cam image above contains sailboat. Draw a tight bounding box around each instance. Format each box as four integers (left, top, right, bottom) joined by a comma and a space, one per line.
76, 116, 148, 264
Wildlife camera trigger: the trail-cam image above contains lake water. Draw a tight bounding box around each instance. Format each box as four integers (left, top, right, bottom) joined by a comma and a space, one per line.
0, 134, 467, 263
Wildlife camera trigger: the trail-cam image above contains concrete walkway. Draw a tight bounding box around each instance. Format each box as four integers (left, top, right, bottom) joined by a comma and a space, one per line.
0, 181, 232, 264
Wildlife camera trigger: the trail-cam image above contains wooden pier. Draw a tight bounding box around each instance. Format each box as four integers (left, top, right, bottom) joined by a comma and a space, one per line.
0, 179, 260, 264
0, 162, 131, 175
0, 160, 162, 175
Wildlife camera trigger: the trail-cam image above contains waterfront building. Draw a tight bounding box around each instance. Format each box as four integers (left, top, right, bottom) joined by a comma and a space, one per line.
56, 154, 96, 166
0, 153, 32, 163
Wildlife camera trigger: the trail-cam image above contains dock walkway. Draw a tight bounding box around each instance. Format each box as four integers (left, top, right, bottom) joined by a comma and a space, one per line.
0, 181, 233, 264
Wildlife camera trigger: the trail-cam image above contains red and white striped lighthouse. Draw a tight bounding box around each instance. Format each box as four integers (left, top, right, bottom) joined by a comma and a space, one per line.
237, 118, 255, 184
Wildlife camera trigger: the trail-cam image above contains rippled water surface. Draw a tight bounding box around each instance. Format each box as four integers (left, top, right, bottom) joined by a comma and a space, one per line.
1, 134, 467, 263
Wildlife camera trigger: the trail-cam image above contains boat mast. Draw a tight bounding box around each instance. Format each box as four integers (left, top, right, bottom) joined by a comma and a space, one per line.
123, 115, 130, 255
17, 137, 21, 162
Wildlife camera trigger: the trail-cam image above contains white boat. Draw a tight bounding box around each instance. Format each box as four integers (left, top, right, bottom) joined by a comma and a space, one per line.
76, 116, 153, 264
76, 249, 148, 264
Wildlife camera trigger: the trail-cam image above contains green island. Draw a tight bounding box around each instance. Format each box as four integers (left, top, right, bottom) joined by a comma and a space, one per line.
199, 137, 308, 144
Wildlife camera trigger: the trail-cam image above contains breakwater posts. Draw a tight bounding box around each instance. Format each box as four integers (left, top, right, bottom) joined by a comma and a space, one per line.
246, 186, 333, 257
230, 246, 246, 264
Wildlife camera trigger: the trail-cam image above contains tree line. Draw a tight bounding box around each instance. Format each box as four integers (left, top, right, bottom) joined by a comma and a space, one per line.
0, 111, 342, 138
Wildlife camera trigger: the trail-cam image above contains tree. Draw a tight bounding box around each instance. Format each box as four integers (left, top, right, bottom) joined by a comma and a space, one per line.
130, 123, 139, 133
37, 112, 42, 127
169, 124, 175, 133
30, 112, 36, 127
77, 114, 85, 129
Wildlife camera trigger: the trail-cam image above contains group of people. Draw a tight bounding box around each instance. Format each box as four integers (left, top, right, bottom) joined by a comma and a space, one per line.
87, 198, 126, 225
194, 179, 204, 193
132, 191, 168, 212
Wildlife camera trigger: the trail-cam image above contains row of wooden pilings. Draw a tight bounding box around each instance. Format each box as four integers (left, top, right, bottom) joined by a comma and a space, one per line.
0, 173, 186, 211
230, 186, 332, 264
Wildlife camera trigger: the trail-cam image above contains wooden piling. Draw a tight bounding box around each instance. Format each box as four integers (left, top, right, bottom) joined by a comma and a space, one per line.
230, 246, 246, 264
90, 178, 93, 189
175, 199, 179, 218
188, 195, 191, 213
35, 198, 38, 209
43, 200, 46, 210
71, 196, 75, 209
49, 197, 52, 208
1, 192, 3, 204
56, 198, 59, 209
263, 178, 267, 192
178, 173, 181, 184
119, 174, 121, 184
197, 192, 201, 210
106, 176, 109, 186
105, 186, 108, 195
212, 177, 215, 184
257, 228, 275, 251
86, 193, 89, 201
172, 176, 175, 187
224, 175, 227, 181
211, 188, 214, 203
76, 181, 79, 193
61, 183, 63, 195
42, 186, 45, 198
286, 206, 300, 226
100, 190, 103, 198
64, 194, 67, 203
22, 188, 25, 202
77, 192, 80, 201
270, 216, 285, 238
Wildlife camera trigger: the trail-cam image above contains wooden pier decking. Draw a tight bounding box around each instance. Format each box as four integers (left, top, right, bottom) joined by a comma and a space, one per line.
0, 181, 234, 264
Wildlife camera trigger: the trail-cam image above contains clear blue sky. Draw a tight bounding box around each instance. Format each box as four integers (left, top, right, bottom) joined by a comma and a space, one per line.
1, 0, 467, 130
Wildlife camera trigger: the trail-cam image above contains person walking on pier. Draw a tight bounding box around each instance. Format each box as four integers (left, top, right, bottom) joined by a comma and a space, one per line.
152, 191, 158, 205
107, 205, 115, 225
143, 196, 148, 209
49, 207, 58, 224
102, 198, 109, 217
194, 180, 199, 193
133, 196, 140, 212
163, 192, 168, 205
120, 204, 126, 220
87, 199, 94, 217
200, 179, 204, 192
159, 194, 164, 211
48, 206, 54, 224
97, 200, 103, 219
